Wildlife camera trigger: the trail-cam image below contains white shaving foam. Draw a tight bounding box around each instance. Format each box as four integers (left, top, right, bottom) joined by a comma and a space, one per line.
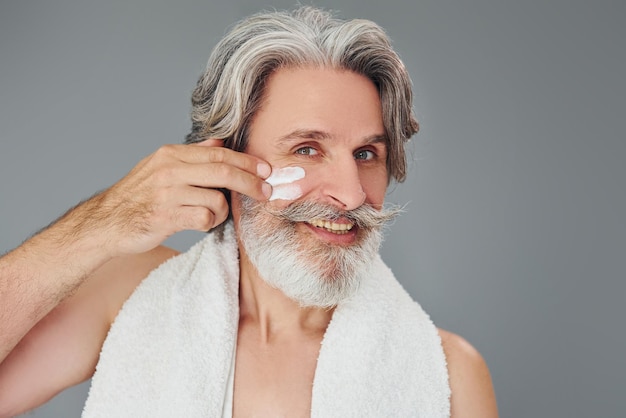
266, 166, 305, 201
269, 184, 303, 201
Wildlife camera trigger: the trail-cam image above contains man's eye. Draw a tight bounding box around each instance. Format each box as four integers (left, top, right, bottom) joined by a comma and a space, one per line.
295, 147, 318, 156
354, 149, 375, 160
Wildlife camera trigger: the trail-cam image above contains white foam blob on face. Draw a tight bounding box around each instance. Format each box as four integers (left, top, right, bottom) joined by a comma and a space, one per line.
266, 166, 305, 186
269, 184, 302, 201
266, 166, 305, 201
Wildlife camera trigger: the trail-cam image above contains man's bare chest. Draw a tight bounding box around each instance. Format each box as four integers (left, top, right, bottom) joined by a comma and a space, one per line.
231, 326, 324, 417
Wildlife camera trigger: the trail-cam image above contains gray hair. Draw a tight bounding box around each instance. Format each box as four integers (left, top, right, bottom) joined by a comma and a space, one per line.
185, 6, 418, 182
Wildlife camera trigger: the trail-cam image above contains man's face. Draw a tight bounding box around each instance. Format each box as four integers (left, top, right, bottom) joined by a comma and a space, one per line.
232, 67, 392, 307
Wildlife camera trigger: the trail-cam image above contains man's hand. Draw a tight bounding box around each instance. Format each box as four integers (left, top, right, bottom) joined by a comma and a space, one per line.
0, 140, 271, 367
89, 139, 272, 257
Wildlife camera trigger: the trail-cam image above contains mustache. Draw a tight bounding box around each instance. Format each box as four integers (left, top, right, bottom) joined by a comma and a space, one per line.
242, 197, 403, 229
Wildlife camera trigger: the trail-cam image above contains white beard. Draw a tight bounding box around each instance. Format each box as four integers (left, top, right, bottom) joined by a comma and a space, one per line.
237, 198, 384, 308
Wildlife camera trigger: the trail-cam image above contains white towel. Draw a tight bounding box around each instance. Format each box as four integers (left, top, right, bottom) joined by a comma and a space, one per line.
83, 222, 450, 417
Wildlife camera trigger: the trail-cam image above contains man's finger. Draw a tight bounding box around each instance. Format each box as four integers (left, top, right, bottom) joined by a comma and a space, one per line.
157, 144, 271, 179
170, 205, 224, 232
177, 162, 272, 201
176, 186, 230, 216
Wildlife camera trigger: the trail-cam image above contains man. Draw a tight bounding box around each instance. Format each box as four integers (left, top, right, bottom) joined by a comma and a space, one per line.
0, 7, 497, 417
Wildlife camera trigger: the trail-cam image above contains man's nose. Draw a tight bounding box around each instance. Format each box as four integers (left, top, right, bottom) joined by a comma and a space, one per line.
317, 158, 366, 211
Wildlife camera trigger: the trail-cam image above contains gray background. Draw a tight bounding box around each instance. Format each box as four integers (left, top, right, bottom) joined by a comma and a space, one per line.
1, 0, 624, 417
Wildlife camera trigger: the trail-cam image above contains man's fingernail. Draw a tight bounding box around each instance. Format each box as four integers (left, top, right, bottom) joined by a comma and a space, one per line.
257, 163, 271, 178
262, 182, 273, 199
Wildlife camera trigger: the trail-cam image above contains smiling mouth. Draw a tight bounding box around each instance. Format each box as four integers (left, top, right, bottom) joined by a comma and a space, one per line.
307, 219, 355, 234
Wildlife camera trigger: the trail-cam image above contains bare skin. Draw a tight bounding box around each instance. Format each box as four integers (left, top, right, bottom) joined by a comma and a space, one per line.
0, 68, 498, 417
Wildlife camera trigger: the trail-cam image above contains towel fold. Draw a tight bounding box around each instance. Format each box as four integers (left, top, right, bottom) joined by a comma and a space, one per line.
83, 222, 450, 417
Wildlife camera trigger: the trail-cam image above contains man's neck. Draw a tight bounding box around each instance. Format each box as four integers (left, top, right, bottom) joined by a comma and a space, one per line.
238, 253, 334, 344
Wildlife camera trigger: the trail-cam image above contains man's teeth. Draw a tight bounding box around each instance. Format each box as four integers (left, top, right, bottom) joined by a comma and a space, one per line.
308, 219, 354, 234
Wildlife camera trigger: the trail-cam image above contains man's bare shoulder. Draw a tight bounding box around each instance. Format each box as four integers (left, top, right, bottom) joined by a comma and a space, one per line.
437, 328, 499, 418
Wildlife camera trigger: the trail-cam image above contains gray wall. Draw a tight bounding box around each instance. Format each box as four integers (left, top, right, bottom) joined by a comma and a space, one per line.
1, 1, 624, 417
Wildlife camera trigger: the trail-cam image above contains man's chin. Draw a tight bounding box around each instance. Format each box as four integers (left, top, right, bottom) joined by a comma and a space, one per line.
251, 246, 369, 308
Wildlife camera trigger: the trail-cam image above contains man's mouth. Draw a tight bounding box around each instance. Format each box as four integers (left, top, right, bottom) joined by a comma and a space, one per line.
307, 219, 355, 235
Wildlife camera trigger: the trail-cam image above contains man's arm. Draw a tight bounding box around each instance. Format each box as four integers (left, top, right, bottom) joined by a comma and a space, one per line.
0, 140, 272, 415
439, 328, 499, 418
0, 246, 177, 417
0, 198, 120, 365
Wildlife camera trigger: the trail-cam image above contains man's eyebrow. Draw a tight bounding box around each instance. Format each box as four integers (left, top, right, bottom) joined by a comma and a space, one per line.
364, 134, 387, 145
277, 129, 332, 144
277, 129, 387, 145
